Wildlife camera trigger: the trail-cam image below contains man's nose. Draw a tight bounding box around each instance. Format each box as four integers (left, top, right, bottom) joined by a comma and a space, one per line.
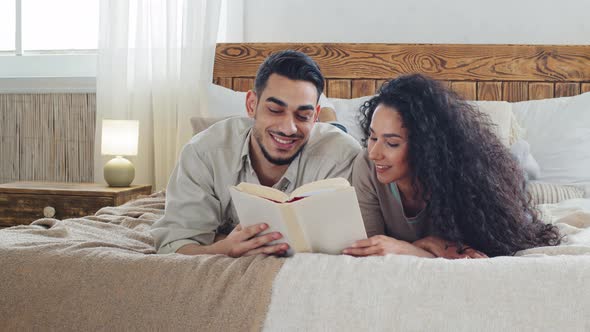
278, 114, 297, 136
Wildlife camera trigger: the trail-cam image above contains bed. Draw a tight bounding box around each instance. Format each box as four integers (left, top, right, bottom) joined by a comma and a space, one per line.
2, 43, 590, 331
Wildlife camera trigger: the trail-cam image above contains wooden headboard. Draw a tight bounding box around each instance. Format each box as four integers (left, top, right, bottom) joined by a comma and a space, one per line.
213, 43, 590, 101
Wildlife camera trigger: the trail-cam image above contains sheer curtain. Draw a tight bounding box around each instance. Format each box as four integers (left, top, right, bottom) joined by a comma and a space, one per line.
95, 0, 222, 190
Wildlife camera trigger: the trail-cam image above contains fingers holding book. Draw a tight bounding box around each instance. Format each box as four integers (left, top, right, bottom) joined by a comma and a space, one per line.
215, 223, 290, 257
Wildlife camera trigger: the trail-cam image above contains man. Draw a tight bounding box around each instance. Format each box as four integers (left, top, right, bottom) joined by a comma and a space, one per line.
151, 50, 360, 256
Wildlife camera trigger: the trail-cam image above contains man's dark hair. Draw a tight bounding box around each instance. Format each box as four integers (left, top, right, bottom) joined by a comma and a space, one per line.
254, 50, 324, 101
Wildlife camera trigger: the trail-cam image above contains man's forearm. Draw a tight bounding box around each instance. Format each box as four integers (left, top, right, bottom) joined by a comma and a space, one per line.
176, 243, 220, 255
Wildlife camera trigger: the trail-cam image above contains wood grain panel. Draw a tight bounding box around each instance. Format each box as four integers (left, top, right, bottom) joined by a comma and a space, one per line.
0, 193, 112, 226
582, 83, 590, 94
376, 80, 387, 91
477, 82, 502, 101
233, 78, 254, 92
440, 81, 452, 90
0, 182, 152, 226
214, 43, 590, 81
451, 82, 476, 100
214, 77, 233, 89
555, 83, 580, 97
529, 83, 554, 100
327, 80, 351, 98
351, 80, 376, 98
503, 82, 529, 102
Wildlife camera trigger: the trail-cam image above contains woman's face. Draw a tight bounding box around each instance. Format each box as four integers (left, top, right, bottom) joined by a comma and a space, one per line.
367, 104, 411, 184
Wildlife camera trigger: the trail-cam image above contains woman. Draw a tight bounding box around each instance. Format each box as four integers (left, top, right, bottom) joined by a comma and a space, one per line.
344, 74, 560, 258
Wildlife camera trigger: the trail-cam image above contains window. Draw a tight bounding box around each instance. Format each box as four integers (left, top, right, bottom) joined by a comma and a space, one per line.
0, 1, 16, 51
22, 0, 99, 52
0, 0, 99, 54
0, 0, 98, 90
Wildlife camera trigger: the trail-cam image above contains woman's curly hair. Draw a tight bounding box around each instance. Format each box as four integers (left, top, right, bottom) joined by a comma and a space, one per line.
359, 74, 560, 256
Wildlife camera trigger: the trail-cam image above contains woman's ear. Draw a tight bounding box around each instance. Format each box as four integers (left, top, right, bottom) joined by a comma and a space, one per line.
245, 90, 257, 118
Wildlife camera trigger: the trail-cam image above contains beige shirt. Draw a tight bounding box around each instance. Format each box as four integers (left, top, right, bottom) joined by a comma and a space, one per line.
352, 150, 432, 242
151, 117, 361, 254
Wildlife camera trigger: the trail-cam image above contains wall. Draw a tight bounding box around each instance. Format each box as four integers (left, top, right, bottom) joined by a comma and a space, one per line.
243, 0, 590, 44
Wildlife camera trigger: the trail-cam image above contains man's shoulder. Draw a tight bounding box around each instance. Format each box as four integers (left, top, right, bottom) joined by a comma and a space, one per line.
187, 116, 253, 151
305, 122, 361, 159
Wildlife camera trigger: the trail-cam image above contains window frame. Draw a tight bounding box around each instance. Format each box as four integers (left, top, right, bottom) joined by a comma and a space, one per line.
0, 0, 97, 93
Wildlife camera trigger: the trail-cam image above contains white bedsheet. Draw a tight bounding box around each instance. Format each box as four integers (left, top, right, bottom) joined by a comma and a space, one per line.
264, 199, 590, 332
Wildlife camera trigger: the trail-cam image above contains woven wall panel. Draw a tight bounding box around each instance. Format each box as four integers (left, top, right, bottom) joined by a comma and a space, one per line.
0, 93, 95, 184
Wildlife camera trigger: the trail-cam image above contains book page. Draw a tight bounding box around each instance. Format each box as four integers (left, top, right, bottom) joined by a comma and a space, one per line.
230, 187, 310, 256
290, 187, 367, 254
234, 182, 289, 203
289, 177, 350, 200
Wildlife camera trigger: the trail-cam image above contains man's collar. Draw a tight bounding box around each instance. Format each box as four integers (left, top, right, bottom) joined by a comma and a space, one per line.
239, 129, 255, 176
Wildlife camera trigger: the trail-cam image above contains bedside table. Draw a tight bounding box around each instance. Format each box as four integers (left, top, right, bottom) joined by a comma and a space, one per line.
0, 182, 152, 227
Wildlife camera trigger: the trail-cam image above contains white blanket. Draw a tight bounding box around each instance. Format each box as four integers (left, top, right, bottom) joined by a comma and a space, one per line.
264, 199, 590, 331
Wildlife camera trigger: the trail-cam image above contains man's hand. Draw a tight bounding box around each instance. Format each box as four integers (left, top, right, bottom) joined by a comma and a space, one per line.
213, 223, 289, 257
342, 235, 435, 258
413, 236, 488, 259
177, 223, 289, 257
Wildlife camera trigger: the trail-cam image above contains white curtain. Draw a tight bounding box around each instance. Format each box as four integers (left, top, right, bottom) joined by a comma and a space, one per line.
95, 0, 222, 190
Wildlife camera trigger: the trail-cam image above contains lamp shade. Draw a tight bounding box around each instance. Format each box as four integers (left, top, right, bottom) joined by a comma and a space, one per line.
101, 119, 139, 156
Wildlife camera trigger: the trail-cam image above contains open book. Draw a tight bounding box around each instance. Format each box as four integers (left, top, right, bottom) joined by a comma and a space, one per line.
229, 178, 367, 256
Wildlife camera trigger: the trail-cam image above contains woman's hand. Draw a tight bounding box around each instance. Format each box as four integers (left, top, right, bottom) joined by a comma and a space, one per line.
342, 235, 435, 257
413, 236, 488, 259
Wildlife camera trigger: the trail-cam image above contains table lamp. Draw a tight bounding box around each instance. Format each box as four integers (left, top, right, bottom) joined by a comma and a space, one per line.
101, 119, 139, 187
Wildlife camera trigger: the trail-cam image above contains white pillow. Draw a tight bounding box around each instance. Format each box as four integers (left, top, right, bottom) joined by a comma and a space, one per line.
205, 84, 247, 117
512, 92, 590, 196
329, 95, 373, 142
206, 83, 334, 117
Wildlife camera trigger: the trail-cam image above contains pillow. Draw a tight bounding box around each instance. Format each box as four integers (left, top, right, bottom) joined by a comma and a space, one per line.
329, 95, 373, 142
206, 83, 335, 117
527, 182, 585, 205
510, 138, 541, 180
327, 97, 518, 147
512, 92, 590, 197
205, 84, 246, 117
471, 101, 513, 147
195, 84, 335, 135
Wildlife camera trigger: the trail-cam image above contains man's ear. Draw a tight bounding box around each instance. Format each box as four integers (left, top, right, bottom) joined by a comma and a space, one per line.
313, 104, 321, 122
246, 90, 257, 118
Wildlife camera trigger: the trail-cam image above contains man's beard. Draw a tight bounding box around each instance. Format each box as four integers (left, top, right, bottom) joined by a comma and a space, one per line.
253, 128, 306, 166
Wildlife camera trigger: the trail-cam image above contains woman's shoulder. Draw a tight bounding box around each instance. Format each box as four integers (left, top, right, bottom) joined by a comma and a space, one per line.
352, 149, 376, 188
352, 149, 372, 175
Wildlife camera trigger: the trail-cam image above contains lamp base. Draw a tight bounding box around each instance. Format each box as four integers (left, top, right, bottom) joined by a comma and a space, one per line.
104, 156, 135, 187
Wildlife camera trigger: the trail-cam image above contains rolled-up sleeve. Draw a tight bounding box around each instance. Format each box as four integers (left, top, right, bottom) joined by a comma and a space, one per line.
150, 143, 221, 254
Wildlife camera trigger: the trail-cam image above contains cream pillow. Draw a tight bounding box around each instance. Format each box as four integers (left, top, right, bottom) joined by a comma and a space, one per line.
328, 97, 517, 147
528, 182, 585, 205
471, 101, 514, 147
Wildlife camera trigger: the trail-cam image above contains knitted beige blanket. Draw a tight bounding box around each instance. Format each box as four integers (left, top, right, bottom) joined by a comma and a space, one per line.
0, 192, 284, 331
